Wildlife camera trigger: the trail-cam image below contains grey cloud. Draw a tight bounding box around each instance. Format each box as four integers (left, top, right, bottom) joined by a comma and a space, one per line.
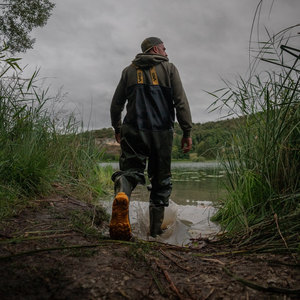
19, 0, 300, 129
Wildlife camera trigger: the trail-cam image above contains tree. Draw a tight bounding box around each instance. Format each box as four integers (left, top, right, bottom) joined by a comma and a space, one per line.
0, 0, 55, 53
171, 145, 179, 160
196, 140, 213, 159
172, 135, 189, 160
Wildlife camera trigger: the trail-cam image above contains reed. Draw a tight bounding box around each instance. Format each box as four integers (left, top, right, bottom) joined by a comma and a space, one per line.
209, 21, 300, 251
0, 45, 112, 218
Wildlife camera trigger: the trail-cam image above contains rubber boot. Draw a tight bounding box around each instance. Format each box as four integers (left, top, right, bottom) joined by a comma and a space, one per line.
109, 192, 131, 241
149, 203, 165, 238
114, 176, 132, 199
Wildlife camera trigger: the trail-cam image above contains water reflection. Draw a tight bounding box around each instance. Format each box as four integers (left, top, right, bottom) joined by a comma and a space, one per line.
100, 161, 226, 205
99, 162, 224, 245
171, 165, 226, 205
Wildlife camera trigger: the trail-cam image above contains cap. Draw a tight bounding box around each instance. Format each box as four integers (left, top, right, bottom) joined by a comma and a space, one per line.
141, 37, 163, 53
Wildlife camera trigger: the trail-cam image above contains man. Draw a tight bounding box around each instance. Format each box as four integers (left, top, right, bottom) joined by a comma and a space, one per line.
110, 37, 192, 240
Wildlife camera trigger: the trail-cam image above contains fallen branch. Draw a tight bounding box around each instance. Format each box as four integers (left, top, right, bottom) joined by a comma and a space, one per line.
156, 260, 186, 300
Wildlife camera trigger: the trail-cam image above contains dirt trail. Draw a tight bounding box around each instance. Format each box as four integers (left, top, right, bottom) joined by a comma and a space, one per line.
0, 195, 299, 300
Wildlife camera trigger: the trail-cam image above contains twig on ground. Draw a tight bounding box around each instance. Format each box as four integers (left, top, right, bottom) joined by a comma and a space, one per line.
169, 251, 188, 261
273, 212, 298, 264
184, 286, 197, 300
142, 255, 165, 296
156, 260, 186, 300
188, 273, 202, 281
0, 233, 74, 244
0, 233, 12, 239
90, 205, 96, 228
159, 249, 191, 271
203, 288, 215, 300
192, 250, 249, 257
44, 254, 65, 264
202, 258, 225, 265
35, 199, 65, 202
24, 229, 72, 234
118, 288, 131, 299
144, 240, 189, 252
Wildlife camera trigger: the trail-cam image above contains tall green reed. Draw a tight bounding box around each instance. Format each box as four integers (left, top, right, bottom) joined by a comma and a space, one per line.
0, 45, 112, 218
210, 23, 300, 238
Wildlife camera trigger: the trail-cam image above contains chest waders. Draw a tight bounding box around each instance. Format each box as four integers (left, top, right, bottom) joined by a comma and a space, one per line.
110, 66, 174, 239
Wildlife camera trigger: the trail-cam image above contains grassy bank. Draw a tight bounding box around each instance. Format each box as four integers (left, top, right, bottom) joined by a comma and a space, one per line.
210, 24, 300, 253
0, 45, 113, 218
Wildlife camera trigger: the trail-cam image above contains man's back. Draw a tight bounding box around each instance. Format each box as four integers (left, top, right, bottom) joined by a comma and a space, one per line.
111, 52, 192, 137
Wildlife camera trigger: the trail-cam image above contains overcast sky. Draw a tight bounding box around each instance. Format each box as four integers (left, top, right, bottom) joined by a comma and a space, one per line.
20, 0, 300, 130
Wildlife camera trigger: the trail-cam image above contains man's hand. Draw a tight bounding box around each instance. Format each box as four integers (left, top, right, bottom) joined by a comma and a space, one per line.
115, 132, 121, 144
181, 137, 192, 153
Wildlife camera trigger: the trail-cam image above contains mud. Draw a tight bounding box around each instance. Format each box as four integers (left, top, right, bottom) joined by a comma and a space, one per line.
0, 195, 299, 300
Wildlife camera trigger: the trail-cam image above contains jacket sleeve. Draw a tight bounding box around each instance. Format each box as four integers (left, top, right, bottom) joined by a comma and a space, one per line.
110, 72, 127, 134
170, 64, 192, 137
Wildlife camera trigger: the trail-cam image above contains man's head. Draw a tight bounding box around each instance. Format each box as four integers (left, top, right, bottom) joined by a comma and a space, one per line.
141, 37, 168, 57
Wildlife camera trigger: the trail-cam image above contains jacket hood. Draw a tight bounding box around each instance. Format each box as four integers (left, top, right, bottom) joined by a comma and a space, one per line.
132, 53, 169, 69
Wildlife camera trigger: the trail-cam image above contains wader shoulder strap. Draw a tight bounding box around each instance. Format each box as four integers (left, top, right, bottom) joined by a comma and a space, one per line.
150, 66, 159, 85
137, 69, 143, 84
136, 66, 159, 85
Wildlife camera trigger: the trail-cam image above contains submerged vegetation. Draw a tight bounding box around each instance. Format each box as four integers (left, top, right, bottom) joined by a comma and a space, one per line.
0, 45, 113, 218
211, 21, 300, 252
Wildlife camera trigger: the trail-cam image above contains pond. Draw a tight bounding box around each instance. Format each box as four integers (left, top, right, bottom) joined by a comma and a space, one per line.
99, 161, 226, 245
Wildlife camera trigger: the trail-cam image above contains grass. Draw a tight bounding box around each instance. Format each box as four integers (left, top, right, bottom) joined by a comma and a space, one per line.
69, 208, 110, 237
0, 44, 113, 218
209, 17, 300, 252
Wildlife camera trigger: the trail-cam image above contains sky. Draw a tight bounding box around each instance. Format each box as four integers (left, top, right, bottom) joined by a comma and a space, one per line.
19, 0, 300, 130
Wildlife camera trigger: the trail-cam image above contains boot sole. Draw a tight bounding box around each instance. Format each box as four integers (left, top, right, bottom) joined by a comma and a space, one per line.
109, 192, 131, 241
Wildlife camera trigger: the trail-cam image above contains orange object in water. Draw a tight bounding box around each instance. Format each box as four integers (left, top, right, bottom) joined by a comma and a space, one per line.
109, 192, 131, 241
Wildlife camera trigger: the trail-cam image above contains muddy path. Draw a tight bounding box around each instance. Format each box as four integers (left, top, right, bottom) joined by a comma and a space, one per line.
0, 195, 299, 300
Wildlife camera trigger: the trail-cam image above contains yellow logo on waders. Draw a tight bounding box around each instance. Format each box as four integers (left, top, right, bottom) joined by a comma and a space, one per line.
136, 66, 159, 85
137, 69, 143, 84
150, 66, 159, 85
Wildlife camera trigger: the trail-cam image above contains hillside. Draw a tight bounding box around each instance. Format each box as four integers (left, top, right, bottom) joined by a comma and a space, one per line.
87, 117, 241, 160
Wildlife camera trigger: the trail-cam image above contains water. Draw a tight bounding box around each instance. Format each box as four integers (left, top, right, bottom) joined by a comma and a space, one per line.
99, 161, 224, 245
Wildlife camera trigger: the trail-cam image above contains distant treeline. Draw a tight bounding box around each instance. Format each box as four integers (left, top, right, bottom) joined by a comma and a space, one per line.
88, 117, 243, 161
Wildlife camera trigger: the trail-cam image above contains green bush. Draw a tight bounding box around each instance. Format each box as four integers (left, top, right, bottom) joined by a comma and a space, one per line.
191, 156, 205, 162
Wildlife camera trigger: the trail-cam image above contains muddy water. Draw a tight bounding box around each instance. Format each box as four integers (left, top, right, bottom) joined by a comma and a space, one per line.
100, 162, 225, 245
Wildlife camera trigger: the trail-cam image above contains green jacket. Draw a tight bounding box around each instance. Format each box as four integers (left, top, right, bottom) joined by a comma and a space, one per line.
110, 53, 192, 137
